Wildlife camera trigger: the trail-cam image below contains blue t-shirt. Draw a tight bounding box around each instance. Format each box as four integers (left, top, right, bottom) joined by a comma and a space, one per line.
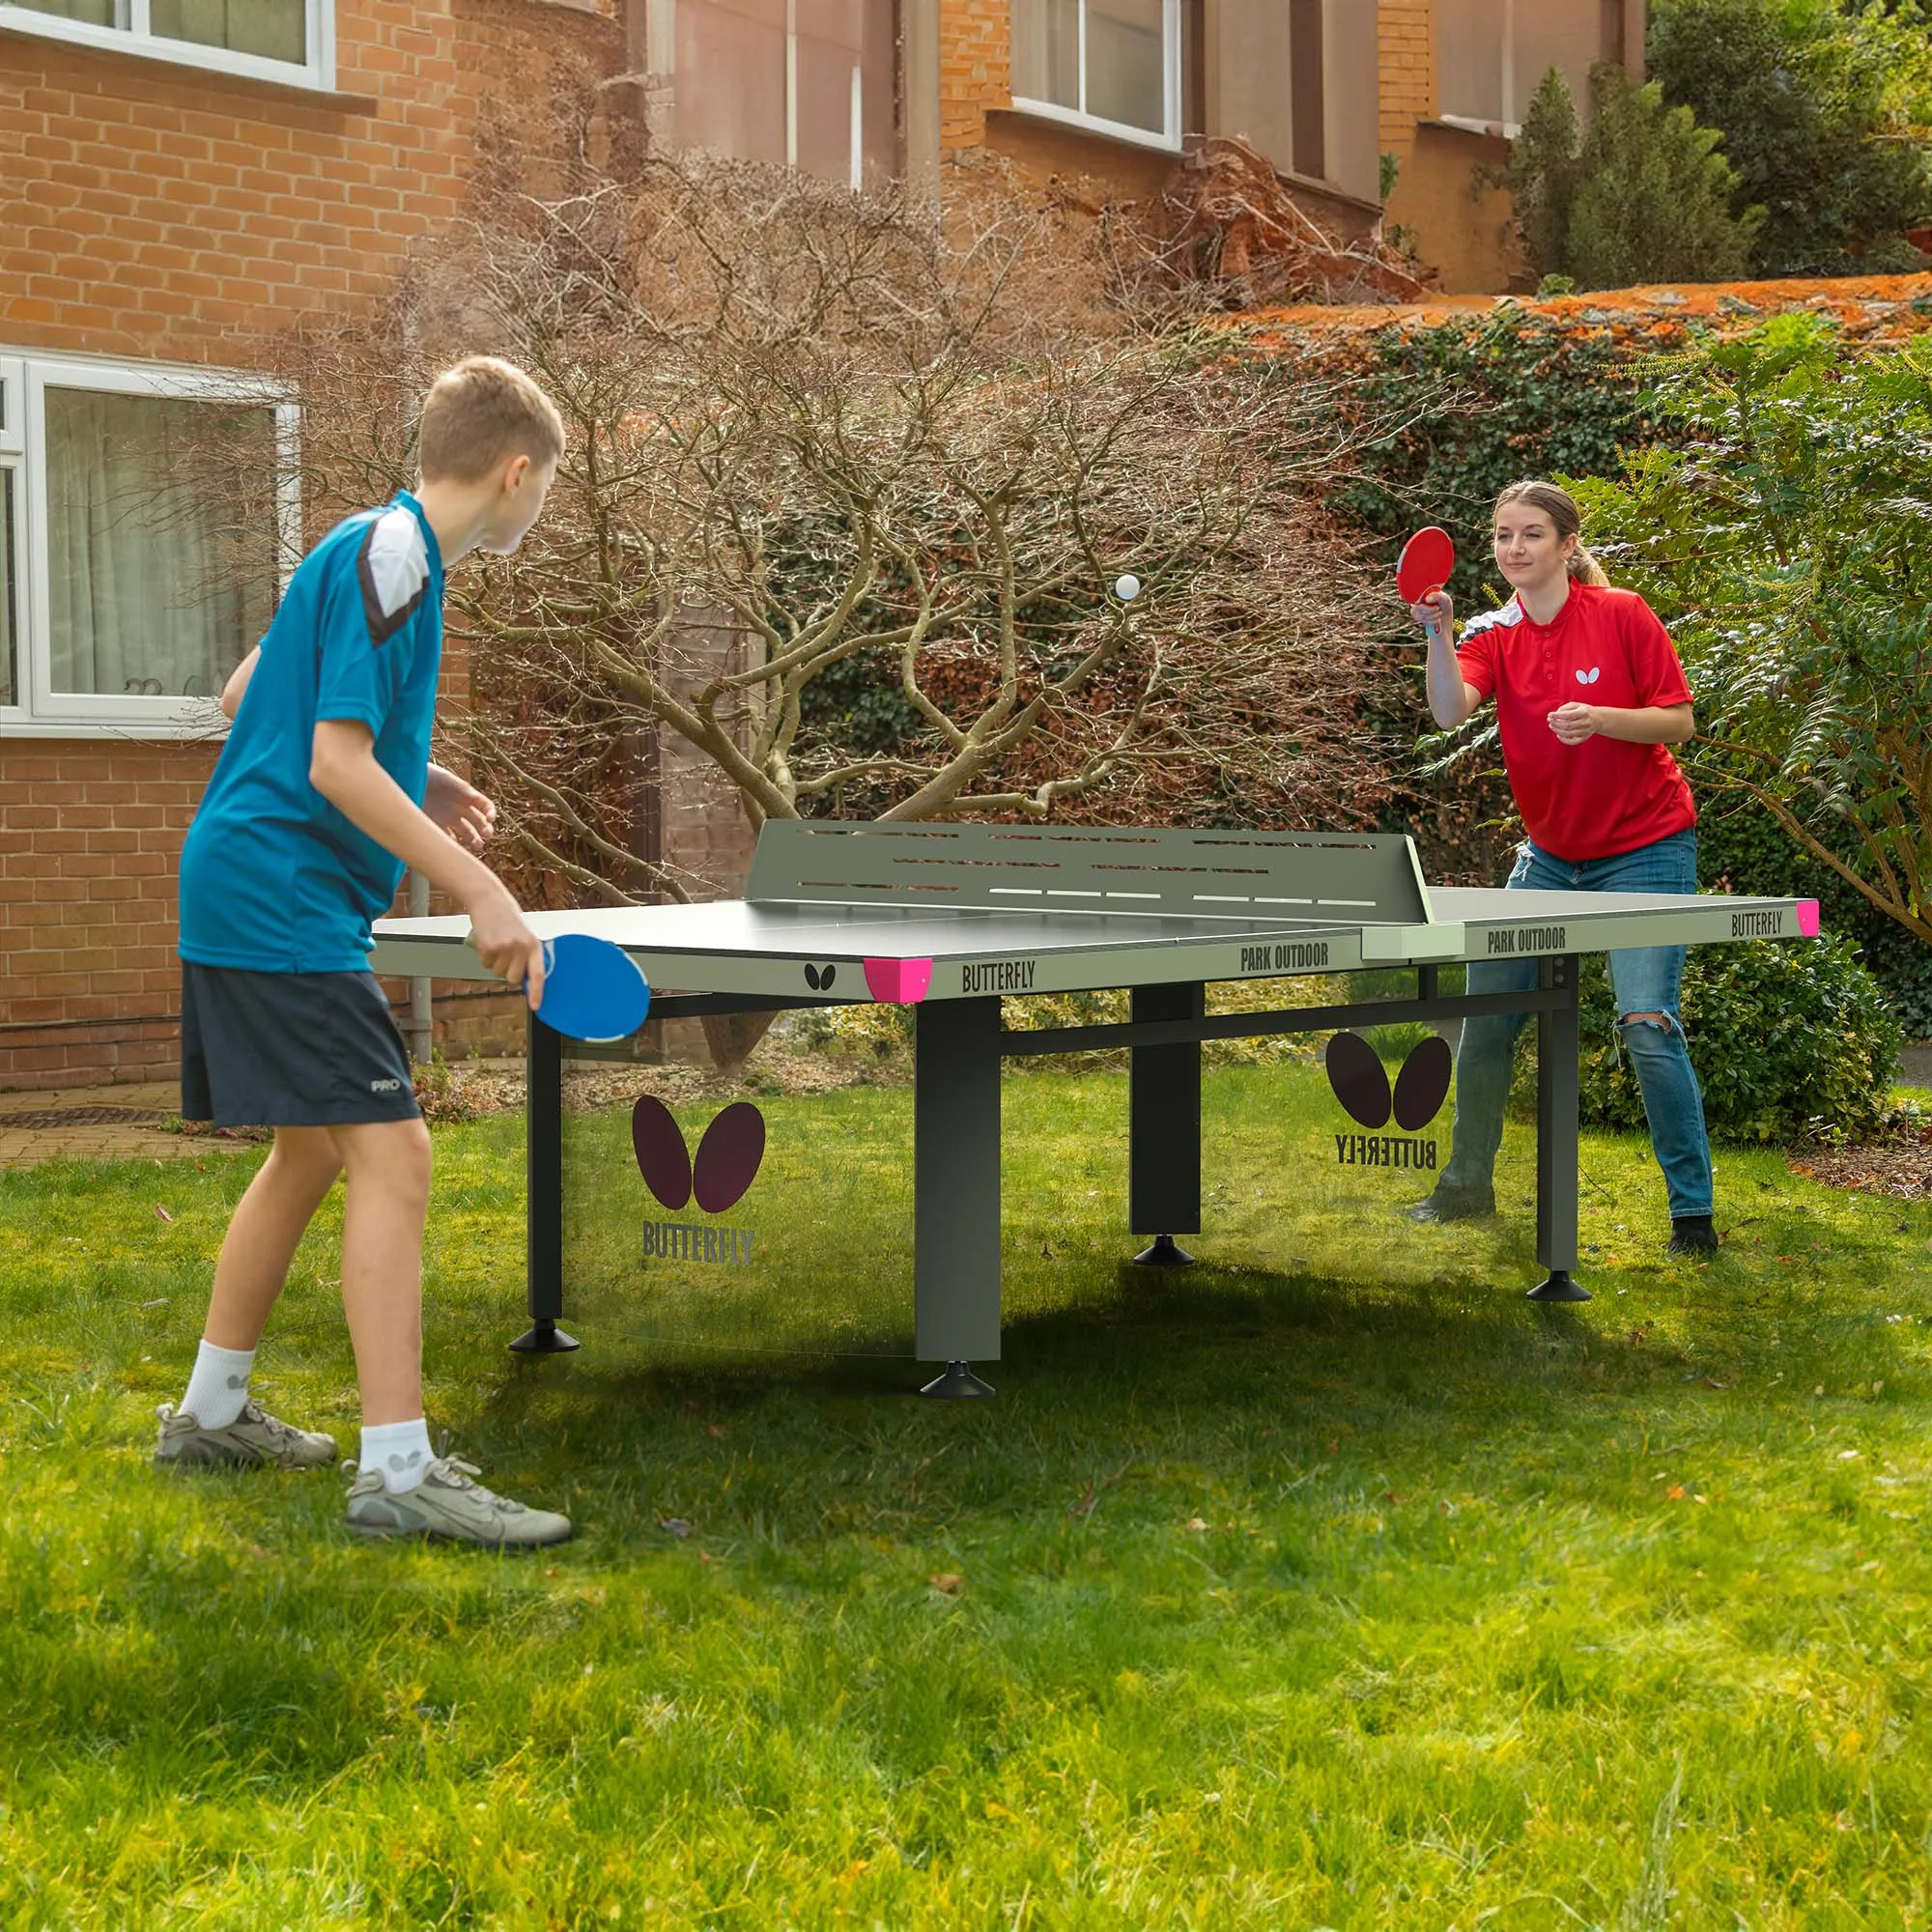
179, 494, 444, 972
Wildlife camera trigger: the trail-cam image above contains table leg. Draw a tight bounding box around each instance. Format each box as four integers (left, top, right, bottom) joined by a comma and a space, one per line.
1130, 981, 1204, 1265
914, 996, 1001, 1397
1528, 953, 1589, 1304
511, 1010, 579, 1352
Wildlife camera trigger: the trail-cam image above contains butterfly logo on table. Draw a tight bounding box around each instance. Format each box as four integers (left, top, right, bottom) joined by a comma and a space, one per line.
1323, 1033, 1453, 1133
632, 1096, 766, 1212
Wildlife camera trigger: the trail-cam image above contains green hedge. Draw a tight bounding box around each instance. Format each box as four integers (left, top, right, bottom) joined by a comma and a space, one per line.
1693, 795, 1932, 1041
1575, 933, 1899, 1146
1321, 313, 1656, 609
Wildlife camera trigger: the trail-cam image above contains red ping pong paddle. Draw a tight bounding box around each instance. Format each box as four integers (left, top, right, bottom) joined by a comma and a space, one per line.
1398, 526, 1456, 649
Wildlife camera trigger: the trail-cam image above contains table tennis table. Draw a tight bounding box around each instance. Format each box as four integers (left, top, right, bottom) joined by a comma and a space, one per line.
371, 822, 1819, 1395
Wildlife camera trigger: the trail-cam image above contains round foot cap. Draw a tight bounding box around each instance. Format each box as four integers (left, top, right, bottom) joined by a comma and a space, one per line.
919, 1360, 996, 1400
510, 1322, 581, 1354
1133, 1234, 1196, 1267
1526, 1270, 1591, 1304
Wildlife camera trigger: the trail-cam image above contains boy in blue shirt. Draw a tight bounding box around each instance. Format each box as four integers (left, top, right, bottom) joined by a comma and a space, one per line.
159, 355, 571, 1548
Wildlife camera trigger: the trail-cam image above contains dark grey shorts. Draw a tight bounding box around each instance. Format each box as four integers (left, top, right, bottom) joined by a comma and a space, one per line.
180, 963, 420, 1129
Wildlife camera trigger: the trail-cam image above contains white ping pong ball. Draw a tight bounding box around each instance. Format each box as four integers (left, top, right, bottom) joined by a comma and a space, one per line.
1114, 574, 1142, 602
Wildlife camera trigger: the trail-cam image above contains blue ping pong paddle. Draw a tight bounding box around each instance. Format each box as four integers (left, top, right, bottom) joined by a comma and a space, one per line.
534, 932, 652, 1042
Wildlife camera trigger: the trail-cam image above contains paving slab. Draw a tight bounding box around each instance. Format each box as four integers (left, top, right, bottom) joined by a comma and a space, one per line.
0, 1083, 257, 1169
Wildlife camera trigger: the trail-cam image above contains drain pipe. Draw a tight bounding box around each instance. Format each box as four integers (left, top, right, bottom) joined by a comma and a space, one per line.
405, 869, 433, 1065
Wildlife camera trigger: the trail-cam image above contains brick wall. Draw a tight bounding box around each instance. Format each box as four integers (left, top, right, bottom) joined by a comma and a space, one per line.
1378, 0, 1435, 170
0, 742, 215, 1090
0, 0, 630, 1091
2, 1, 624, 357
938, 0, 1009, 152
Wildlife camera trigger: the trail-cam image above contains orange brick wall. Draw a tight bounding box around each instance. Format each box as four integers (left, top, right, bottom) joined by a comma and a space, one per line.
1379, 0, 1435, 170
1, 0, 629, 1090
1, 1, 624, 356
938, 0, 1009, 152
0, 742, 215, 1090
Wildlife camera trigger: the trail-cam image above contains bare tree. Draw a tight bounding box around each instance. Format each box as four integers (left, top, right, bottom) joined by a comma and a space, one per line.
274, 135, 1406, 909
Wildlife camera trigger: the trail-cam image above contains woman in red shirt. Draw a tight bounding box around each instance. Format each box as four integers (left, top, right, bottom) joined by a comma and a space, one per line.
1410, 479, 1717, 1257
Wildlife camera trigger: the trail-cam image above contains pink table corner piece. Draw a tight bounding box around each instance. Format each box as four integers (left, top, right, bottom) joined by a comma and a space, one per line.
864, 956, 934, 1005
1796, 899, 1821, 938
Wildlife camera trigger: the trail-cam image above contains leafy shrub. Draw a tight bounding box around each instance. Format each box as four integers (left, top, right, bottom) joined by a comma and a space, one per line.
1327, 313, 1656, 611
1504, 63, 1760, 290
1571, 319, 1932, 989
1695, 787, 1932, 1038
1576, 933, 1899, 1145
1649, 0, 1932, 276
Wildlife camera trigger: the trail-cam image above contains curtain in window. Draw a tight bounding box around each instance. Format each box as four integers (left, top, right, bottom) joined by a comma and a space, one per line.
44, 388, 276, 702
0, 469, 15, 709
1011, 0, 1080, 113
1086, 0, 1163, 133
10, 0, 115, 23
150, 0, 306, 65
675, 0, 789, 167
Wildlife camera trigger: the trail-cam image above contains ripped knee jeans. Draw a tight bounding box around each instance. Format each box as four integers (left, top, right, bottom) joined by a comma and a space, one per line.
1435, 831, 1715, 1220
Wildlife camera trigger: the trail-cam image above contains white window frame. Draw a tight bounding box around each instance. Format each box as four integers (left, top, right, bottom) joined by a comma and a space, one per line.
0, 358, 22, 727
1, 349, 299, 741
1010, 0, 1182, 155
0, 0, 336, 95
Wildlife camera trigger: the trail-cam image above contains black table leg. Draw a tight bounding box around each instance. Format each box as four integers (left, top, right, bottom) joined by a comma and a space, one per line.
511, 1010, 578, 1352
1528, 953, 1589, 1303
1130, 981, 1204, 1266
914, 997, 1002, 1397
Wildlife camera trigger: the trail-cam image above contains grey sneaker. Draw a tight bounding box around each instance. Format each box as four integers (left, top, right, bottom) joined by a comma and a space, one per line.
154, 1400, 338, 1471
343, 1457, 573, 1548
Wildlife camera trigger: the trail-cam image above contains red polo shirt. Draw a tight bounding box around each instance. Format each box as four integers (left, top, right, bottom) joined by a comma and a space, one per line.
1456, 582, 1696, 863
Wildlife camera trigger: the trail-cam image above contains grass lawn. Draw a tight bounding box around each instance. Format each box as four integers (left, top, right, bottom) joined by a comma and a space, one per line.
4, 1060, 1932, 1928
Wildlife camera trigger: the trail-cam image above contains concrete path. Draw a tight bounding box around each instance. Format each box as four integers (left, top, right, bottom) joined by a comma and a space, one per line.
0, 1083, 255, 1169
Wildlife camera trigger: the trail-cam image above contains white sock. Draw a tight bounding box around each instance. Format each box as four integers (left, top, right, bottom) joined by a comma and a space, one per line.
180, 1340, 255, 1429
360, 1418, 436, 1494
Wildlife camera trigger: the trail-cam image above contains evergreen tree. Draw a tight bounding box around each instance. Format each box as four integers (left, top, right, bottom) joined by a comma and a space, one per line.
1649, 0, 1932, 273
1503, 64, 1760, 290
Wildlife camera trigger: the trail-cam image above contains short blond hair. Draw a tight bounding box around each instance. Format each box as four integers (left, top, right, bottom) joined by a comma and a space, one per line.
417, 355, 564, 485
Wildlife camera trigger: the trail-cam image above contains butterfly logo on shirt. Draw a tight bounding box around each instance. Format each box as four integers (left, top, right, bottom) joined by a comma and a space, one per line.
1576, 667, 1602, 686
632, 1096, 766, 1211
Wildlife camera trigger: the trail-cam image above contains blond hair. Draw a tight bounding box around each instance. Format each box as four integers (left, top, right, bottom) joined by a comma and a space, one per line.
417, 355, 565, 485
1493, 479, 1610, 587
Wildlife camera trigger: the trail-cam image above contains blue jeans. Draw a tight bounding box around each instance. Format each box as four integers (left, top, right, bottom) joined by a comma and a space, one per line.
1436, 829, 1715, 1220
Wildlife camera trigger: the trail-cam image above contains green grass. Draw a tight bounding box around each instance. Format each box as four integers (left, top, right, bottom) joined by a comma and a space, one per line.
6, 1062, 1932, 1928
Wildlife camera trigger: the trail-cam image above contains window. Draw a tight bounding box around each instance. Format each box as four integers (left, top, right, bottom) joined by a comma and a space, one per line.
1, 353, 298, 736
1289, 0, 1322, 180
668, 0, 899, 190
1435, 0, 1610, 138
0, 0, 333, 91
1011, 0, 1181, 152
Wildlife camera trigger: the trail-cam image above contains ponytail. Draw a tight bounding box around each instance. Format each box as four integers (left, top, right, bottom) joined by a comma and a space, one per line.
1493, 479, 1609, 585
1570, 544, 1610, 587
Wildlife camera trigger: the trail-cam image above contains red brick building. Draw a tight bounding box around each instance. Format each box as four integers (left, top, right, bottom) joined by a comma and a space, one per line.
0, 0, 648, 1087
1, 0, 1646, 1091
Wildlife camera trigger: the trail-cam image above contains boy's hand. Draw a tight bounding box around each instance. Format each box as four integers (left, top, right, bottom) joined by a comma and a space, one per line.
469, 886, 546, 1009
424, 764, 497, 852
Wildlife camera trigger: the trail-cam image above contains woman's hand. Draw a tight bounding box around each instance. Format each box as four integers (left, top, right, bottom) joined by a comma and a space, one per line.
1547, 702, 1601, 745
424, 764, 497, 852
1411, 590, 1454, 637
